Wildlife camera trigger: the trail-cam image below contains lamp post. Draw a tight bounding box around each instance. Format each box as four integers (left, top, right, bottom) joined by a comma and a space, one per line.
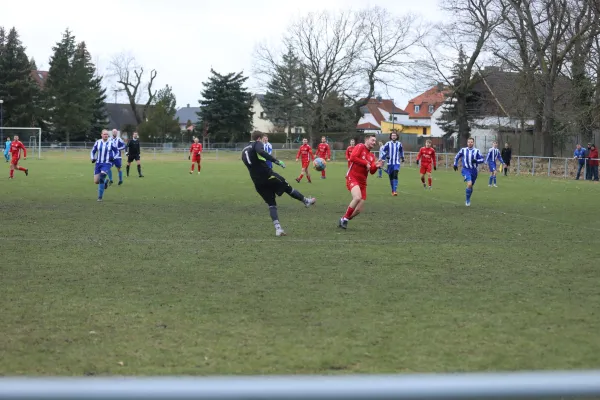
0, 99, 4, 143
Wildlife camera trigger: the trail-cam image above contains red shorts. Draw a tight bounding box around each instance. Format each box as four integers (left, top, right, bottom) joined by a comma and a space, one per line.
420, 164, 432, 174
10, 157, 20, 166
346, 175, 367, 200
301, 161, 310, 169
192, 155, 201, 163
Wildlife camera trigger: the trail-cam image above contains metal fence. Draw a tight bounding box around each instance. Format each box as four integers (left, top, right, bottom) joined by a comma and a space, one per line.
1, 371, 600, 399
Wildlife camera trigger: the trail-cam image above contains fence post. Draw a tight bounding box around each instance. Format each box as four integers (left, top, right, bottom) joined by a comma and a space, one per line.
517, 156, 520, 175
216, 149, 219, 161
445, 154, 448, 169
564, 158, 568, 178
532, 157, 535, 175
64, 146, 67, 157
584, 159, 587, 180
153, 148, 156, 160
547, 158, 551, 177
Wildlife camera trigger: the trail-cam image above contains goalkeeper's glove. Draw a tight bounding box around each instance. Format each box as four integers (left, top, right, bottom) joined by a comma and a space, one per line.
188, 155, 191, 160
453, 165, 458, 171
91, 159, 96, 164
276, 160, 286, 169
125, 152, 129, 156
401, 157, 405, 163
416, 160, 420, 166
434, 166, 437, 171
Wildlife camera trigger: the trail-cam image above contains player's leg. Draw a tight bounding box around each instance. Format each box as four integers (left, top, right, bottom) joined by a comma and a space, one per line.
387, 165, 394, 193
271, 172, 315, 207
305, 165, 312, 183
340, 181, 364, 228
190, 156, 196, 174
197, 159, 201, 174
9, 160, 15, 178
378, 166, 383, 178
427, 170, 433, 188
256, 185, 285, 236
126, 160, 131, 177
296, 165, 304, 182
392, 168, 399, 194
137, 158, 143, 177
114, 159, 123, 184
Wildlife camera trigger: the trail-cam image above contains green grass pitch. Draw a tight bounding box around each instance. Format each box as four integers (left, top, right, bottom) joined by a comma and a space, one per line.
0, 151, 598, 375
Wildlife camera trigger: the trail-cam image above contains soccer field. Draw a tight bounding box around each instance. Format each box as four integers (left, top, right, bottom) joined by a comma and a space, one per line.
1, 152, 598, 376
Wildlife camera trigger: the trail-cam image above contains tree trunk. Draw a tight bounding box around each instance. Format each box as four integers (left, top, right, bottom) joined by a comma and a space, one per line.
541, 87, 555, 157
456, 94, 469, 148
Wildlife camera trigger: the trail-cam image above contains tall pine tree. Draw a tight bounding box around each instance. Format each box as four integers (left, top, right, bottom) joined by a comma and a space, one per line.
198, 69, 253, 143
262, 47, 302, 140
0, 27, 40, 127
139, 84, 179, 142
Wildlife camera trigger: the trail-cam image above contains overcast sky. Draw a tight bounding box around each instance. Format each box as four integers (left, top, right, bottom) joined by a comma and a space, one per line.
1, 0, 444, 110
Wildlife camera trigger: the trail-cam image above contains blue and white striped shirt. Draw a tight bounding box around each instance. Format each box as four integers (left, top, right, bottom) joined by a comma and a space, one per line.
379, 140, 404, 165
485, 147, 504, 164
454, 147, 484, 170
264, 142, 273, 168
110, 136, 126, 159
91, 139, 118, 164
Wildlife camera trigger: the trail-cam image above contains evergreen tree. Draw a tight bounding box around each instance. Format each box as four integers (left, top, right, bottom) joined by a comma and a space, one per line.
29, 57, 37, 70
322, 91, 354, 133
138, 84, 179, 142
262, 47, 302, 139
0, 27, 40, 127
198, 69, 253, 143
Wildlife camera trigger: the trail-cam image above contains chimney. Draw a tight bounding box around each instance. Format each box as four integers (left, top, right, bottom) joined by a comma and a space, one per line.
436, 82, 444, 92
376, 95, 382, 102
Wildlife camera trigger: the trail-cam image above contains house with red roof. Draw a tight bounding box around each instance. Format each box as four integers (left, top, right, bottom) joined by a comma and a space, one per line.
356, 96, 409, 133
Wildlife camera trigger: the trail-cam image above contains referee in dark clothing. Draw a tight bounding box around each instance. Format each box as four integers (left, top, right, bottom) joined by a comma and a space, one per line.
501, 143, 512, 176
125, 131, 143, 177
242, 132, 316, 237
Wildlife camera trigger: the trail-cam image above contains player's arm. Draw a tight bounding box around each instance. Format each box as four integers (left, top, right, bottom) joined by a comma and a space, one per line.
378, 143, 387, 161
326, 144, 331, 160
90, 142, 98, 162
453, 150, 462, 170
110, 144, 118, 161
349, 146, 368, 166
198, 144, 203, 154
295, 148, 301, 161
432, 149, 437, 168
399, 143, 404, 162
475, 150, 484, 164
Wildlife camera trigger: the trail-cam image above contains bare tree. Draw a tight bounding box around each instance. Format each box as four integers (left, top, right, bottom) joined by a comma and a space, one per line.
419, 0, 506, 147
506, 0, 599, 156
109, 52, 157, 127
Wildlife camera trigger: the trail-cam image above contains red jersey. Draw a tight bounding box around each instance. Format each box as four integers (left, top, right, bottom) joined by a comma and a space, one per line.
316, 143, 331, 159
345, 145, 355, 161
347, 143, 377, 183
189, 143, 203, 155
417, 147, 436, 167
10, 141, 27, 159
296, 144, 314, 162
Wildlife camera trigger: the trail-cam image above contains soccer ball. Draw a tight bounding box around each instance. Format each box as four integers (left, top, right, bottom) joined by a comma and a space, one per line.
313, 158, 326, 171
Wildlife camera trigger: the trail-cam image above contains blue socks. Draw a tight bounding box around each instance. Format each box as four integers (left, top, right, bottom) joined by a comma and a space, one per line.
390, 179, 398, 192
98, 175, 105, 198
118, 170, 123, 182
493, 175, 497, 185
466, 187, 473, 202
107, 169, 113, 182
489, 175, 493, 185
378, 168, 383, 177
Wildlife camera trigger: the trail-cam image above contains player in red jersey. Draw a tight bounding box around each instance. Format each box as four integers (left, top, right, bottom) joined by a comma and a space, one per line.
188, 136, 203, 174
416, 139, 437, 189
295, 138, 314, 183
8, 135, 28, 179
338, 134, 383, 229
315, 136, 331, 179
345, 139, 356, 167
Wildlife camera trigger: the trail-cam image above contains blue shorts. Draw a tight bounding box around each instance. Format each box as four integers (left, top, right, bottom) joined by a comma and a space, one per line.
94, 162, 112, 175
112, 158, 122, 168
462, 168, 478, 184
488, 162, 497, 172
386, 164, 400, 175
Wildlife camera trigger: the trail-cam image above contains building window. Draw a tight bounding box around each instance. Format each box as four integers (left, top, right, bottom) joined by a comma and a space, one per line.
414, 105, 420, 113
389, 115, 398, 122
428, 105, 434, 114
260, 111, 265, 119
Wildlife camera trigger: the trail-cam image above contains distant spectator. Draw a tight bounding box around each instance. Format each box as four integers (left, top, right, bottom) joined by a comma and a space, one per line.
501, 143, 512, 176
589, 144, 599, 182
573, 144, 587, 180
585, 143, 593, 180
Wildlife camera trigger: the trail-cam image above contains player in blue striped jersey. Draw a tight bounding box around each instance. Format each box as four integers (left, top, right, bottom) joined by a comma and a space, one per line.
109, 129, 127, 185
264, 136, 273, 169
91, 129, 118, 202
379, 132, 404, 195
453, 137, 484, 206
485, 141, 504, 187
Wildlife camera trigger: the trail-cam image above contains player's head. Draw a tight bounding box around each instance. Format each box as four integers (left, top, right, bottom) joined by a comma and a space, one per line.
492, 141, 498, 148
390, 131, 398, 142
350, 139, 355, 146
6, 137, 10, 141
263, 134, 269, 143
112, 129, 118, 138
467, 137, 474, 148
302, 138, 308, 145
133, 131, 139, 139
592, 144, 596, 150
364, 134, 377, 149
505, 142, 509, 148
425, 139, 432, 148
321, 136, 326, 143
101, 130, 109, 140
194, 136, 200, 143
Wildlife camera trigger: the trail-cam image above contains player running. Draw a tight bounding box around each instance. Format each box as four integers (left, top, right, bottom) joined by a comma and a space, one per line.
345, 139, 355, 167
295, 138, 314, 183
416, 139, 437, 189
339, 134, 384, 229
315, 136, 331, 179
379, 132, 405, 196
485, 141, 504, 187
189, 136, 203, 174
109, 129, 126, 185
4, 137, 11, 162
125, 131, 143, 178
264, 135, 273, 169
453, 137, 484, 207
8, 135, 28, 179
91, 130, 118, 202
242, 132, 316, 237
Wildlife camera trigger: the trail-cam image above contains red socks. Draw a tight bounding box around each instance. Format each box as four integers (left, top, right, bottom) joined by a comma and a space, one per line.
343, 206, 355, 220
10, 169, 14, 178
191, 164, 195, 171
321, 170, 326, 177
428, 177, 432, 186
298, 174, 304, 181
